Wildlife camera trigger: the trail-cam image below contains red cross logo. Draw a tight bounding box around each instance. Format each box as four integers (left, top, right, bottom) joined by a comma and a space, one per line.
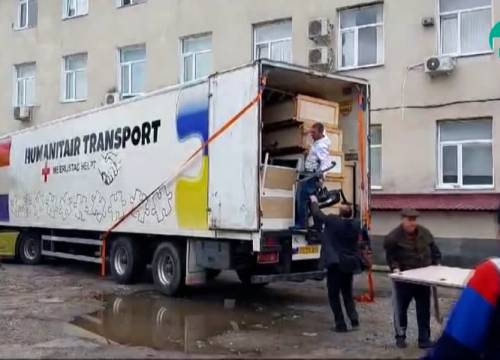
41, 162, 51, 183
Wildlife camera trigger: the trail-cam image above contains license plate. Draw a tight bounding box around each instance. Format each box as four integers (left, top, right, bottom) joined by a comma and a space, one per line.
298, 245, 319, 255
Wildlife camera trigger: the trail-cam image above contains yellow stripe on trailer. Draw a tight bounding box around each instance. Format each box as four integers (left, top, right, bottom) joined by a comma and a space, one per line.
0, 231, 19, 257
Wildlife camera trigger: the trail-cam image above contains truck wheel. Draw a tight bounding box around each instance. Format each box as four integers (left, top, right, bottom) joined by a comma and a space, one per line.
152, 242, 184, 296
18, 232, 42, 265
236, 270, 268, 287
110, 237, 143, 284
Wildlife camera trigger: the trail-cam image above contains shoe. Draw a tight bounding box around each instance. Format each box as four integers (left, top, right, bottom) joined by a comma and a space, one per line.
418, 340, 434, 349
351, 320, 360, 329
332, 324, 348, 333
396, 338, 407, 349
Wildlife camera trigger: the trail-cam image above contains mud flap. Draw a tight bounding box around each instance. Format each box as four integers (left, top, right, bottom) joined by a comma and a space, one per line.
185, 239, 207, 286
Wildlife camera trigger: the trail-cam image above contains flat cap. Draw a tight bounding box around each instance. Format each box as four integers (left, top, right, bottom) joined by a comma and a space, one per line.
401, 208, 420, 218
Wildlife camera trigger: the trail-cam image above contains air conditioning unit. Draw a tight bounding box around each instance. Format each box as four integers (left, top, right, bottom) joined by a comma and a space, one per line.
308, 18, 330, 40
13, 106, 32, 121
308, 47, 330, 66
425, 55, 456, 76
104, 92, 120, 105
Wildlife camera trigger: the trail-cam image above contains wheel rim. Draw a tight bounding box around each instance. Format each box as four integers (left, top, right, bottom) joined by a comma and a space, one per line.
23, 237, 38, 260
114, 247, 128, 276
157, 252, 175, 286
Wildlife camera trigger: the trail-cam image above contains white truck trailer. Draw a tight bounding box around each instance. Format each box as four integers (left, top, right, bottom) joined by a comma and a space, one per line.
0, 61, 371, 295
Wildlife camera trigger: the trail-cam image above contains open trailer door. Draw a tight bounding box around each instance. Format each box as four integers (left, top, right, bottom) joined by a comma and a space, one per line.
207, 65, 260, 231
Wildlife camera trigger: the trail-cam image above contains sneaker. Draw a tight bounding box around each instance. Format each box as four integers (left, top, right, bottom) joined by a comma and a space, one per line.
351, 320, 360, 329
418, 340, 434, 349
396, 338, 407, 349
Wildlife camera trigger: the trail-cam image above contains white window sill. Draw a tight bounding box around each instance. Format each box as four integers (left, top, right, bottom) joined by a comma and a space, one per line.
371, 186, 383, 191
121, 93, 145, 99
336, 63, 384, 72
117, 3, 146, 9
61, 98, 87, 104
62, 14, 88, 21
13, 26, 32, 32
440, 50, 494, 59
435, 185, 495, 191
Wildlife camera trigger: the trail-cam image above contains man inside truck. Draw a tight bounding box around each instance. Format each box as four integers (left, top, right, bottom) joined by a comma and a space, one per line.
294, 122, 332, 229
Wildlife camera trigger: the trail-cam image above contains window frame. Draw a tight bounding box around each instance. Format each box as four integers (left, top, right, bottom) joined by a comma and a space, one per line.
337, 3, 384, 71
62, 0, 88, 19
62, 53, 87, 103
118, 45, 146, 98
437, 119, 494, 190
370, 125, 382, 190
180, 33, 212, 84
437, 0, 493, 57
14, 62, 36, 107
253, 19, 293, 63
116, 0, 146, 8
16, 0, 29, 30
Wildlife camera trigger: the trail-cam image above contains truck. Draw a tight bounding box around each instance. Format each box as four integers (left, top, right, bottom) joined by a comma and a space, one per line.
0, 60, 371, 296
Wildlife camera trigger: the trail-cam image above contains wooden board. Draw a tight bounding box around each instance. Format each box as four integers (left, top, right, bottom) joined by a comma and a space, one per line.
297, 95, 339, 128
263, 165, 296, 191
262, 99, 296, 124
261, 196, 294, 219
390, 266, 472, 289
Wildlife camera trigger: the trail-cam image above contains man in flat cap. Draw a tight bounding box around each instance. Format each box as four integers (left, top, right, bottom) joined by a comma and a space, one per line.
384, 208, 442, 350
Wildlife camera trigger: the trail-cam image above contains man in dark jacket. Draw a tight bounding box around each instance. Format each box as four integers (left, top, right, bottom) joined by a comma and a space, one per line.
384, 208, 441, 349
310, 195, 363, 332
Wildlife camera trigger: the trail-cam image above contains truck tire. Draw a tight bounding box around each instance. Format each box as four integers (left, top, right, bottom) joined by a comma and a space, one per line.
110, 237, 143, 284
152, 242, 185, 296
18, 232, 42, 265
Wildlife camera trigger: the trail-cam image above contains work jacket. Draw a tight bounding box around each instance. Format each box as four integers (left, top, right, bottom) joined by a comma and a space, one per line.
384, 225, 441, 271
312, 203, 362, 274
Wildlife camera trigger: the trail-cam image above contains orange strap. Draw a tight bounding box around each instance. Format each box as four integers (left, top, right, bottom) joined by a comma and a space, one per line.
354, 92, 375, 303
100, 77, 267, 276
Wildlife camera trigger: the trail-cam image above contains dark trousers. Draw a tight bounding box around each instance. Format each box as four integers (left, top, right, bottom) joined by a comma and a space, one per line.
295, 177, 316, 228
393, 282, 431, 343
327, 265, 358, 327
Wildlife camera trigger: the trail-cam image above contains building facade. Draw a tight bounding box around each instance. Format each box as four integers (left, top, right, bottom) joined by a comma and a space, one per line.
0, 0, 499, 265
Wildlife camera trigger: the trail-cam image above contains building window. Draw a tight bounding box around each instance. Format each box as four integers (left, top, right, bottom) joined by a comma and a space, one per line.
16, 0, 37, 29
338, 3, 383, 70
119, 45, 146, 97
253, 19, 292, 63
181, 34, 212, 83
62, 0, 88, 19
116, 0, 146, 7
15, 63, 36, 106
438, 119, 493, 188
370, 125, 382, 188
439, 0, 492, 56
63, 53, 87, 102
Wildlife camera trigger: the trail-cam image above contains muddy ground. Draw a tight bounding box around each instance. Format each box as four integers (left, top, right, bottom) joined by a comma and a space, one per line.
0, 260, 460, 359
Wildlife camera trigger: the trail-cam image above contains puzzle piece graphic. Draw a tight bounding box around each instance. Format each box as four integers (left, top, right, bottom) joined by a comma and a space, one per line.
45, 193, 58, 219
33, 192, 45, 219
130, 189, 149, 224
74, 194, 88, 222
108, 191, 127, 222
59, 192, 74, 220
87, 191, 106, 223
150, 185, 173, 223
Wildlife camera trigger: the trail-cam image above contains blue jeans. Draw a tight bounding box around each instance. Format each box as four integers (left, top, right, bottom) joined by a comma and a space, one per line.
295, 177, 317, 228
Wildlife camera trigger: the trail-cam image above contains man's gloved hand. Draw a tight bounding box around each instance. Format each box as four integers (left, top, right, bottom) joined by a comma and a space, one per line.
309, 195, 318, 203
392, 268, 402, 274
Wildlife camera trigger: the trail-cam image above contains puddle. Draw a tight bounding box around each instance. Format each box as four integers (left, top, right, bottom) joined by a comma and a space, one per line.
71, 291, 286, 354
